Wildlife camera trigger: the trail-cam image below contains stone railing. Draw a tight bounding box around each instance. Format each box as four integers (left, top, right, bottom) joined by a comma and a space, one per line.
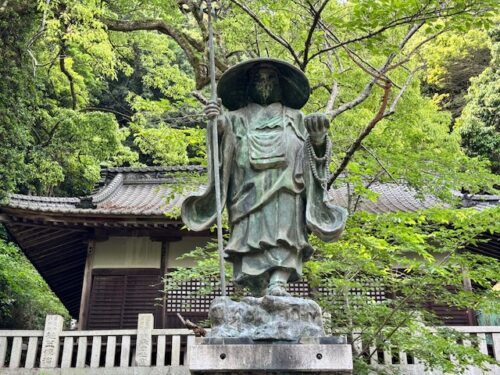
0, 314, 193, 374
356, 326, 500, 374
0, 315, 498, 374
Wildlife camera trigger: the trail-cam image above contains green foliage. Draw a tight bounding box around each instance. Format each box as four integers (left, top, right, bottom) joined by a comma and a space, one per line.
131, 121, 206, 166
2, 0, 498, 199
163, 240, 231, 299
307, 207, 500, 373
0, 1, 38, 202
424, 29, 491, 89
329, 76, 496, 205
456, 26, 500, 174
0, 1, 141, 198
0, 234, 69, 329
25, 108, 138, 196
167, 207, 500, 374
421, 28, 493, 122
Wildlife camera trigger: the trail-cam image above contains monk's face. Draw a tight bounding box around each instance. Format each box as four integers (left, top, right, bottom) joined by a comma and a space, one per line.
248, 67, 282, 106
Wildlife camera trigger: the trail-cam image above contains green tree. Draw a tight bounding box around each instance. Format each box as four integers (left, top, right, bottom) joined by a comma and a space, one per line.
307, 207, 500, 374
422, 28, 492, 125
456, 27, 500, 174
0, 1, 140, 200
5, 0, 495, 199
0, 1, 38, 202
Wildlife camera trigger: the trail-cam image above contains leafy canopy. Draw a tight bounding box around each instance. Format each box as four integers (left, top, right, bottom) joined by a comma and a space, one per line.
165, 206, 500, 374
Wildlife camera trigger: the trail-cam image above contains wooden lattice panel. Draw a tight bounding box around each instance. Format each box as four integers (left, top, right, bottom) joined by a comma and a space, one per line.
352, 277, 387, 302
287, 280, 311, 297
166, 281, 313, 313
166, 280, 236, 313
164, 275, 393, 328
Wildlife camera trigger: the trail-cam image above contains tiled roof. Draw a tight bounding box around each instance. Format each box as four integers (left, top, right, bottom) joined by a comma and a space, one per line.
3, 166, 498, 216
461, 194, 500, 211
5, 165, 206, 217
328, 183, 446, 213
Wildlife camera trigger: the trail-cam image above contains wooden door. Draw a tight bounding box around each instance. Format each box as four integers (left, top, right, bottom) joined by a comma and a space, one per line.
86, 268, 162, 329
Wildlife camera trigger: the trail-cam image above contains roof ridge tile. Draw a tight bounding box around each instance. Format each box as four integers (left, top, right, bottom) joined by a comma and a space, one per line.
104, 165, 206, 174
90, 174, 124, 204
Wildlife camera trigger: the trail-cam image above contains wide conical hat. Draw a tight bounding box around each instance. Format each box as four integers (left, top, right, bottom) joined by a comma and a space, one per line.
217, 58, 310, 111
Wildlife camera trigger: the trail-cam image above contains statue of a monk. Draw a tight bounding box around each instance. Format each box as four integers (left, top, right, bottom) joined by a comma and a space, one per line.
182, 58, 347, 297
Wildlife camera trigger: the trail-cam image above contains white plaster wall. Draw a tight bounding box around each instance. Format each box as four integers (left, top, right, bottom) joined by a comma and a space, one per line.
93, 237, 161, 269
168, 236, 212, 268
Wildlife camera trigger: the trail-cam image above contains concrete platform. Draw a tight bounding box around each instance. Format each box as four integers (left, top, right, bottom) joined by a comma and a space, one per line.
188, 341, 353, 374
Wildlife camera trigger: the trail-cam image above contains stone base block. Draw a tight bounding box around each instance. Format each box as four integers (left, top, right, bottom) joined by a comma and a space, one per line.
188, 342, 353, 374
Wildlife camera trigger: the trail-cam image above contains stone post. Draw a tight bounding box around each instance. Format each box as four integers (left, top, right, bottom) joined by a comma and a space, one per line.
40, 315, 64, 368
135, 314, 154, 366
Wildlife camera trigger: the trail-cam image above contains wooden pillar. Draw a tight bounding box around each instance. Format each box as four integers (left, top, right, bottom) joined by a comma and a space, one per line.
462, 268, 477, 326
160, 240, 169, 328
78, 239, 95, 330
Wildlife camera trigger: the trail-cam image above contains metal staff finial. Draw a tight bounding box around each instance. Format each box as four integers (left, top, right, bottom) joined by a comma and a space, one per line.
206, 0, 227, 297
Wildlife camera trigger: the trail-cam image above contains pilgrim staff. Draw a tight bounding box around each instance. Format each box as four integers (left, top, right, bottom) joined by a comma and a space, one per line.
204, 0, 227, 297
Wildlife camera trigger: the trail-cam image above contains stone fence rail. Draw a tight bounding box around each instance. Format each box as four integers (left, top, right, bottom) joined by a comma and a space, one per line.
0, 314, 499, 374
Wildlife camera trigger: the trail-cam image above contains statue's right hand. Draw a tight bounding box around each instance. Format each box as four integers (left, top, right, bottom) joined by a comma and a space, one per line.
205, 100, 221, 120
205, 99, 225, 134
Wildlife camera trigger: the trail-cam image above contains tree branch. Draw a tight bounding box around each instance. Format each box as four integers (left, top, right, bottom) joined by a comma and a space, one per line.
309, 5, 478, 60
105, 18, 204, 50
352, 170, 385, 213
326, 75, 378, 119
176, 313, 207, 337
398, 22, 424, 49
103, 18, 228, 89
26, 0, 51, 76
323, 19, 423, 120
81, 107, 132, 120
383, 66, 423, 117
361, 145, 398, 182
182, 0, 207, 41
229, 0, 302, 68
59, 48, 77, 110
322, 20, 421, 82
327, 81, 392, 188
191, 90, 209, 105
325, 80, 339, 114
302, 0, 330, 70
387, 29, 448, 71
40, 119, 63, 147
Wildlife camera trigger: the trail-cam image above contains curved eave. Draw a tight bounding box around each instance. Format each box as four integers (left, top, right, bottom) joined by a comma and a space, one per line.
1, 206, 182, 228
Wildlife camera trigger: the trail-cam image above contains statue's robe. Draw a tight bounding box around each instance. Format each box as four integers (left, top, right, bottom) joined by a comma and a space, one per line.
182, 103, 347, 291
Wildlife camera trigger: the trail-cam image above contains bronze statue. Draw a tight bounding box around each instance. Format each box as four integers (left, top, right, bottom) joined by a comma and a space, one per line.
182, 58, 347, 297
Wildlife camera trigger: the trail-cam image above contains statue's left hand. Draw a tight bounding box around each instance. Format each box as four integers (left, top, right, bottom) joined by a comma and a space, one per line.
305, 112, 330, 145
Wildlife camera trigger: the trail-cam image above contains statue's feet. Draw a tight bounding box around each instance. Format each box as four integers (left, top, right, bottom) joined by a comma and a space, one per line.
266, 282, 291, 297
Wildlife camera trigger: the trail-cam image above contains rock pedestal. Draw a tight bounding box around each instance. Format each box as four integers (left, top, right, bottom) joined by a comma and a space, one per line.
209, 296, 324, 341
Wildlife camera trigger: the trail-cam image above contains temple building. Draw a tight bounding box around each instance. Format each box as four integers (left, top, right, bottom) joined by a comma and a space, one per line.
0, 166, 498, 330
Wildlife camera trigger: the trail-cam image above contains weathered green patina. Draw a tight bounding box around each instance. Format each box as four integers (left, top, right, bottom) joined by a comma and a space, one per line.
182, 58, 347, 297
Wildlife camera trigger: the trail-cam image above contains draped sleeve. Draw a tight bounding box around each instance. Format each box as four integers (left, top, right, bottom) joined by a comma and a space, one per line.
300, 130, 348, 242
181, 116, 236, 231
